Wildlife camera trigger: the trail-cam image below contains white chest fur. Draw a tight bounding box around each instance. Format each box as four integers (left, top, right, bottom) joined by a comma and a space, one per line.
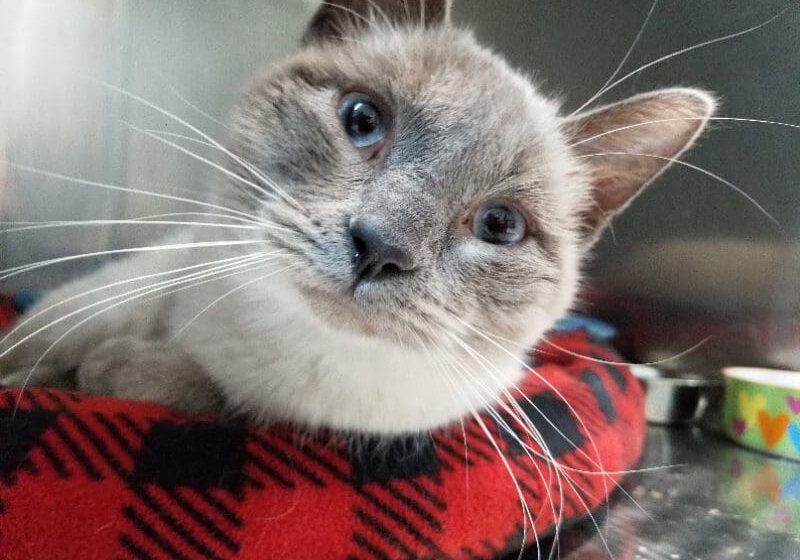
168, 266, 526, 434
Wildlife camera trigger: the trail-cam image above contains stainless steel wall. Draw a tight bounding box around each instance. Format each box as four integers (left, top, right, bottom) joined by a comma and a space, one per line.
0, 0, 318, 287
1, 1, 798, 371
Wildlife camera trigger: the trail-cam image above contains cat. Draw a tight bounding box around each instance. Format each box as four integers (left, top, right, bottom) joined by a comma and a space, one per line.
0, 0, 714, 435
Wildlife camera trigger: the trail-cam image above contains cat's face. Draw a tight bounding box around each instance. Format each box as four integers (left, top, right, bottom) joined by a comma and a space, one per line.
226, 0, 714, 354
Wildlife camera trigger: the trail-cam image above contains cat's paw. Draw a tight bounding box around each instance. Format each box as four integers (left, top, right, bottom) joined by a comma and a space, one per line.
0, 333, 80, 390
0, 365, 65, 390
77, 337, 224, 415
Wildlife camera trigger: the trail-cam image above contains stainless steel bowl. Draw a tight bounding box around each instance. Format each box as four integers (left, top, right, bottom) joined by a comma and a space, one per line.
631, 365, 724, 425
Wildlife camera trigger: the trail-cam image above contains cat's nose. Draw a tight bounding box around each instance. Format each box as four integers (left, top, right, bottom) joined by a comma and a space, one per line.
349, 218, 415, 283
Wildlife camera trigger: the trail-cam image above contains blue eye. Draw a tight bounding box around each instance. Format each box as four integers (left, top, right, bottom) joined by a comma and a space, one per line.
339, 93, 386, 151
473, 204, 527, 245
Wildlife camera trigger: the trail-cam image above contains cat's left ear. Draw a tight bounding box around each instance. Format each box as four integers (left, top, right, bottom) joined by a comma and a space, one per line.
564, 88, 716, 241
304, 0, 452, 44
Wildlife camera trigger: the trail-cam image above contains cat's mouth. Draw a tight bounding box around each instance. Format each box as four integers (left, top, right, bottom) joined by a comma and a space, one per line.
296, 278, 423, 340
297, 283, 384, 337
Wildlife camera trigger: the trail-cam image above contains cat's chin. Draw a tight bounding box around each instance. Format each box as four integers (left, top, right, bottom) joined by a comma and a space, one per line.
292, 275, 425, 341
297, 282, 392, 339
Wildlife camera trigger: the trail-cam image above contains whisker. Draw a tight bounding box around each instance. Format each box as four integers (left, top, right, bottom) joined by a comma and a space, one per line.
542, 334, 713, 369
571, 8, 788, 115
410, 331, 474, 503
319, 1, 374, 28
418, 331, 548, 557
0, 239, 272, 282
1, 253, 278, 359
440, 332, 586, 535
2, 161, 268, 225
363, 0, 393, 28
433, 338, 554, 556
123, 122, 282, 207
89, 78, 304, 212
0, 253, 268, 347
143, 130, 216, 148
2, 211, 265, 227
169, 262, 298, 341
470, 408, 538, 558
443, 312, 651, 482
447, 315, 664, 525
454, 342, 615, 556
0, 219, 264, 235
11, 257, 284, 413
569, 116, 800, 149
596, 0, 660, 95
155, 72, 231, 132
575, 151, 779, 225
487, 329, 714, 371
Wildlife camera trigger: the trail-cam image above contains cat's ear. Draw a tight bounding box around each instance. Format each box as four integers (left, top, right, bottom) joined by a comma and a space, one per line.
304, 0, 452, 43
564, 88, 716, 240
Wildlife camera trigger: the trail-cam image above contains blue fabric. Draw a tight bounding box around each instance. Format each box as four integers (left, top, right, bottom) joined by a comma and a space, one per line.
553, 314, 617, 341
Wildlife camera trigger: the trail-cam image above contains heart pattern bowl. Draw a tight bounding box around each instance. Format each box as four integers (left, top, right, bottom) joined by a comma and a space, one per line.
723, 367, 800, 462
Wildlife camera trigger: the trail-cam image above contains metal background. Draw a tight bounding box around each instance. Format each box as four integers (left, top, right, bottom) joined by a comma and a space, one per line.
1, 1, 798, 371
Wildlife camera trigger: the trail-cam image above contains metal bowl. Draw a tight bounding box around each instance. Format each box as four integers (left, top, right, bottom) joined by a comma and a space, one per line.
631, 365, 724, 425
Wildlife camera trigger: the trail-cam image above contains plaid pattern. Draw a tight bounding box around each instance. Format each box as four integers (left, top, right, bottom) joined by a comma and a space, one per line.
0, 329, 644, 559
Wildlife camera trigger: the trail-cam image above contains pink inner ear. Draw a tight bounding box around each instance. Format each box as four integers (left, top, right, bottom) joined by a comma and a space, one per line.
566, 88, 716, 236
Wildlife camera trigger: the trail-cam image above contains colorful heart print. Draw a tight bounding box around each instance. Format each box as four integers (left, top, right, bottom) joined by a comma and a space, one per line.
739, 391, 766, 424
789, 423, 800, 453
787, 396, 800, 415
733, 418, 747, 437
757, 410, 790, 449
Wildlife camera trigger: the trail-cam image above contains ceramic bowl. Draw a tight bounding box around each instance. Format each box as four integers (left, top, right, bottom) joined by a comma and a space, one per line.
722, 367, 800, 462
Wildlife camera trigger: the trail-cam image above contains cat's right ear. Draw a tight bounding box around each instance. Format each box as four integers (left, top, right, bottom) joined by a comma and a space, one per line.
303, 0, 452, 44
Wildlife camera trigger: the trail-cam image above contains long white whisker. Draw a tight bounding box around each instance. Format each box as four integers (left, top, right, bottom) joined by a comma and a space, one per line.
0, 240, 266, 280
489, 328, 713, 371
2, 161, 268, 225
414, 327, 544, 556
571, 8, 787, 115
143, 130, 215, 148
447, 314, 661, 527
569, 116, 800, 149
0, 219, 264, 235
432, 338, 550, 557
410, 331, 474, 506
2, 211, 264, 227
576, 151, 779, 224
470, 411, 538, 559
123, 122, 283, 206
156, 72, 231, 131
89, 78, 304, 212
443, 312, 648, 485
0, 240, 271, 282
169, 263, 298, 342
11, 257, 283, 412
319, 1, 374, 27
1, 254, 277, 359
0, 253, 267, 347
445, 331, 616, 553
596, 0, 659, 94
542, 335, 713, 369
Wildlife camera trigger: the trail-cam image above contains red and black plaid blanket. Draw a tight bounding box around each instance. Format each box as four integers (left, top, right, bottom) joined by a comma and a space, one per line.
0, 295, 644, 559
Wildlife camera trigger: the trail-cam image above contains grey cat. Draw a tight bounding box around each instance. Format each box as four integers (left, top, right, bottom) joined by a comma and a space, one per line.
0, 0, 714, 434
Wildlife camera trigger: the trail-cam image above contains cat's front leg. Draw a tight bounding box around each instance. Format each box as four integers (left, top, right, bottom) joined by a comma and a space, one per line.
76, 336, 225, 415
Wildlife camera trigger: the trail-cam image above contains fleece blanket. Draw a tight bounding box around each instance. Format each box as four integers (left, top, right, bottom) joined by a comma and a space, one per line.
0, 296, 644, 559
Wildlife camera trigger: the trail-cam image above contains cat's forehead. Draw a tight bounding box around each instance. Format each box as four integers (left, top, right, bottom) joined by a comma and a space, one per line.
281, 27, 557, 135
285, 27, 562, 175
